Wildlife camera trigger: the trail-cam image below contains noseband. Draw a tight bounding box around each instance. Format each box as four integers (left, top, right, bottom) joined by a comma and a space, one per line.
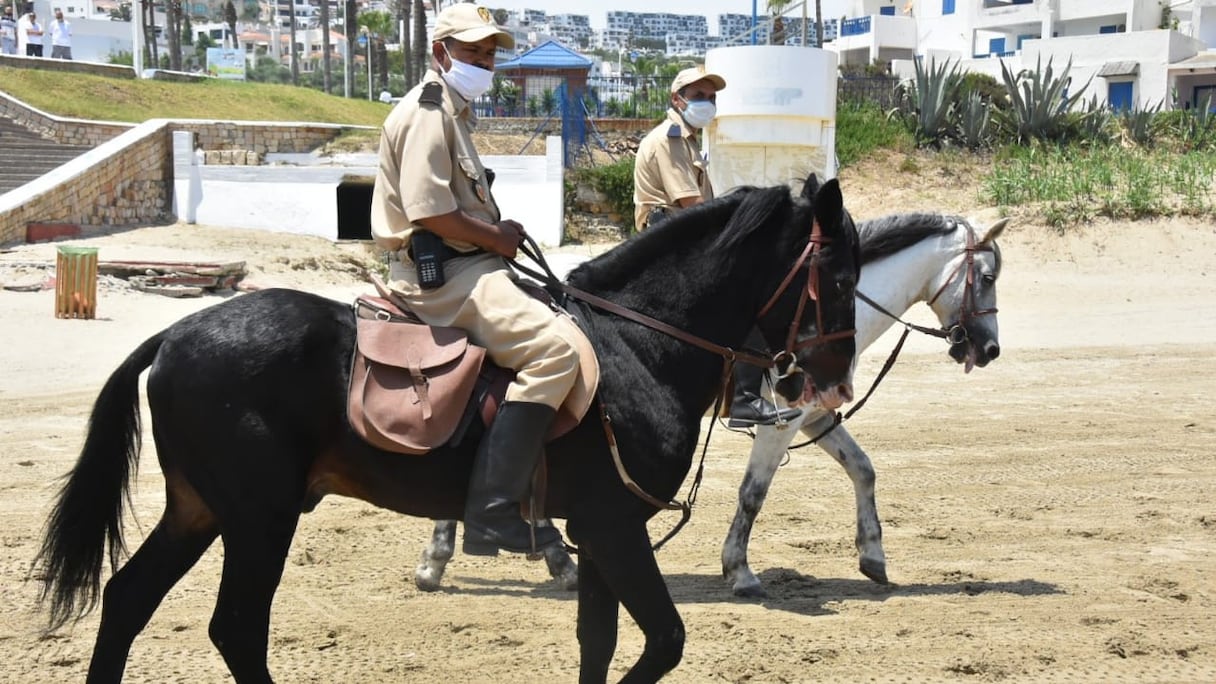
926, 221, 997, 344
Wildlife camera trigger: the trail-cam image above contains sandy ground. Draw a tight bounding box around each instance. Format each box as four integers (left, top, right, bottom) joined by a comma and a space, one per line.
1, 170, 1215, 683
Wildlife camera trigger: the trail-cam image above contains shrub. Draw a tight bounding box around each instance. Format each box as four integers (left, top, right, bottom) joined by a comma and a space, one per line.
835, 100, 912, 167
577, 158, 636, 227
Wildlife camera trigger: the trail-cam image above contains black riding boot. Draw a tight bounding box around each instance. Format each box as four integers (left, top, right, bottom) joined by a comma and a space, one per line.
463, 401, 562, 556
728, 361, 802, 428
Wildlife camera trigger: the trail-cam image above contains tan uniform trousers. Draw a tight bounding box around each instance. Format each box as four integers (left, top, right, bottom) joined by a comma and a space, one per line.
388, 252, 580, 411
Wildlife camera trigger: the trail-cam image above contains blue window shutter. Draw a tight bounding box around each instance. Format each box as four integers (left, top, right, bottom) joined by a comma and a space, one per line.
943, 0, 956, 15
881, 6, 896, 15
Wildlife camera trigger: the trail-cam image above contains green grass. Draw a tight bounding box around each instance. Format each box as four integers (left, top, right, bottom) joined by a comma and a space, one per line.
983, 144, 1216, 229
0, 66, 389, 126
835, 100, 913, 168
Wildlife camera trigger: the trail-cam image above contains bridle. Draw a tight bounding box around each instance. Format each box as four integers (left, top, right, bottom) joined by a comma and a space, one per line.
924, 220, 998, 345
792, 219, 999, 450
757, 218, 857, 375
510, 217, 856, 551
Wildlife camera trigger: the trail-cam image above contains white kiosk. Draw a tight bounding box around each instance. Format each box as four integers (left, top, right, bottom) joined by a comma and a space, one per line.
704, 45, 839, 193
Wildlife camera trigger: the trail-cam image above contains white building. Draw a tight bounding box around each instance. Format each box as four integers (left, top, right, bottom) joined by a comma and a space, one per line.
830, 0, 1216, 110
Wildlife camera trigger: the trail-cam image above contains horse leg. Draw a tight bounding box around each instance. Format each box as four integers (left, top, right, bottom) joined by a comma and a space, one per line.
208, 510, 300, 684
415, 520, 456, 592
415, 519, 577, 592
721, 418, 803, 598
538, 519, 579, 590
817, 424, 887, 584
87, 477, 219, 683
581, 523, 684, 683
575, 554, 618, 684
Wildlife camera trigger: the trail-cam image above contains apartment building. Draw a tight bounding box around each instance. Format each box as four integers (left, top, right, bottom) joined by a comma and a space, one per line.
831, 0, 1216, 110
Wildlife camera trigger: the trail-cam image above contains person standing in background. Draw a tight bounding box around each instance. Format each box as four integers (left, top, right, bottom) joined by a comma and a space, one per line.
49, 8, 70, 60
1, 6, 18, 56
18, 9, 41, 57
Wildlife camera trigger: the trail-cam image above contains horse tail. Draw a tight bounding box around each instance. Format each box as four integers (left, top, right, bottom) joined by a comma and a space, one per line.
34, 331, 165, 633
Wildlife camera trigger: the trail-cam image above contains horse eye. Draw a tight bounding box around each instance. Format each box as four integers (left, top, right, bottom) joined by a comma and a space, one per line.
982, 274, 996, 285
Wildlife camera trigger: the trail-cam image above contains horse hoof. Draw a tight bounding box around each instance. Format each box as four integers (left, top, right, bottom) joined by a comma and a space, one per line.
732, 583, 768, 599
860, 558, 888, 584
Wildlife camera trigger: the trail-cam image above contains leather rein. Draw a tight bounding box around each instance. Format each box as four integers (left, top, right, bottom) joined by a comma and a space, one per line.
790, 220, 998, 448
511, 220, 854, 551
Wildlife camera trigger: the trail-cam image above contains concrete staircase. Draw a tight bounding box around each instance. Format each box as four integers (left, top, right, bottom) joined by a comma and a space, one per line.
0, 116, 94, 195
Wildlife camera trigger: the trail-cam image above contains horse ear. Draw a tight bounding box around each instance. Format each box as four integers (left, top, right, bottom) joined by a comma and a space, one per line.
979, 216, 1010, 245
812, 178, 844, 235
800, 173, 821, 201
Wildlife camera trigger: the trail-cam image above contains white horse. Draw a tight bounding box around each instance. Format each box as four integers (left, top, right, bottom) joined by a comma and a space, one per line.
414, 213, 1008, 596
722, 212, 1007, 597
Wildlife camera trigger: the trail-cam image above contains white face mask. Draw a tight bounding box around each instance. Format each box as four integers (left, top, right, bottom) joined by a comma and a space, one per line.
680, 98, 717, 129
440, 45, 495, 101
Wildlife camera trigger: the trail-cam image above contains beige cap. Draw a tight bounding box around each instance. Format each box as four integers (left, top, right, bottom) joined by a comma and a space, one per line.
432, 4, 515, 50
670, 66, 727, 94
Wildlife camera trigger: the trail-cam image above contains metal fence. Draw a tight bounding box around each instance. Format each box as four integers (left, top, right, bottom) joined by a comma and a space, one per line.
471, 74, 672, 121
472, 74, 902, 121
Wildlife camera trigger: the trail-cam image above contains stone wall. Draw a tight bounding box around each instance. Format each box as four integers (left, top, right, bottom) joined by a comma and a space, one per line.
0, 91, 356, 246
171, 121, 349, 154
0, 92, 133, 147
0, 121, 174, 245
0, 54, 135, 79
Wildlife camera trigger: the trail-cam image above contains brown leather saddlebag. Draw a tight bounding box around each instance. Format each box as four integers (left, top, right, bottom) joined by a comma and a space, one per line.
348, 315, 486, 455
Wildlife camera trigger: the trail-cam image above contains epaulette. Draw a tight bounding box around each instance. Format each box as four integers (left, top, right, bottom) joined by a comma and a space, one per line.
666, 123, 682, 138
419, 82, 443, 107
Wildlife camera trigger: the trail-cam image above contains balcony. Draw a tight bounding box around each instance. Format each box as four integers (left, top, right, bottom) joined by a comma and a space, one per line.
841, 17, 871, 37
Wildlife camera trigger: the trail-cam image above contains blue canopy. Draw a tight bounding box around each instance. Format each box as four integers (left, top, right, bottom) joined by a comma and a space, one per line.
498, 40, 592, 71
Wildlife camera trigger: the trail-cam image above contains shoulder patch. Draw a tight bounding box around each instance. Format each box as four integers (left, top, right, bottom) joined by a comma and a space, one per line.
419, 82, 443, 107
666, 123, 682, 138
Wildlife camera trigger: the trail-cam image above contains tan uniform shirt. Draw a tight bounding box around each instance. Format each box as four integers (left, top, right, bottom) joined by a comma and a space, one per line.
632, 108, 713, 231
370, 68, 580, 411
371, 69, 499, 256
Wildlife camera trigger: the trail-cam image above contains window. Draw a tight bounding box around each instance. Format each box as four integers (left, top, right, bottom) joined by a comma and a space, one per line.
943, 0, 956, 14
989, 37, 1006, 56
1108, 81, 1133, 111
1099, 25, 1117, 34
880, 6, 896, 15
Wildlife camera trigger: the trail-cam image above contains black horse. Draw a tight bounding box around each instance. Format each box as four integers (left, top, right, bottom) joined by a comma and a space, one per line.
35, 176, 860, 683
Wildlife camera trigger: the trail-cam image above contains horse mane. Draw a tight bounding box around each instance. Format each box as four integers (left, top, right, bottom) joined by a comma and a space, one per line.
857, 212, 963, 266
567, 185, 796, 292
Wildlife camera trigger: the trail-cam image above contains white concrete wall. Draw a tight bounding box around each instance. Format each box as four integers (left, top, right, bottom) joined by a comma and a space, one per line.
172, 136, 567, 246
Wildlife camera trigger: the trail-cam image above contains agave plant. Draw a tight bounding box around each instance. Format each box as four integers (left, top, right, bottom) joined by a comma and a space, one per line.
955, 91, 992, 149
1071, 94, 1113, 146
907, 56, 962, 147
997, 56, 1091, 144
1119, 100, 1164, 148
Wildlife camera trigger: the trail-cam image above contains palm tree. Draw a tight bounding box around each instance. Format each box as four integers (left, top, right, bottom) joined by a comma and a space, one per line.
399, 0, 412, 90
345, 0, 357, 97
359, 10, 394, 93
767, 0, 791, 46
288, 0, 299, 85
412, 0, 426, 84
165, 0, 182, 70
815, 0, 824, 47
320, 0, 333, 93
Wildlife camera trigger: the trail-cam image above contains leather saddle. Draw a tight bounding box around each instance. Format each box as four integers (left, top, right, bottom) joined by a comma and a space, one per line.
347, 284, 599, 456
